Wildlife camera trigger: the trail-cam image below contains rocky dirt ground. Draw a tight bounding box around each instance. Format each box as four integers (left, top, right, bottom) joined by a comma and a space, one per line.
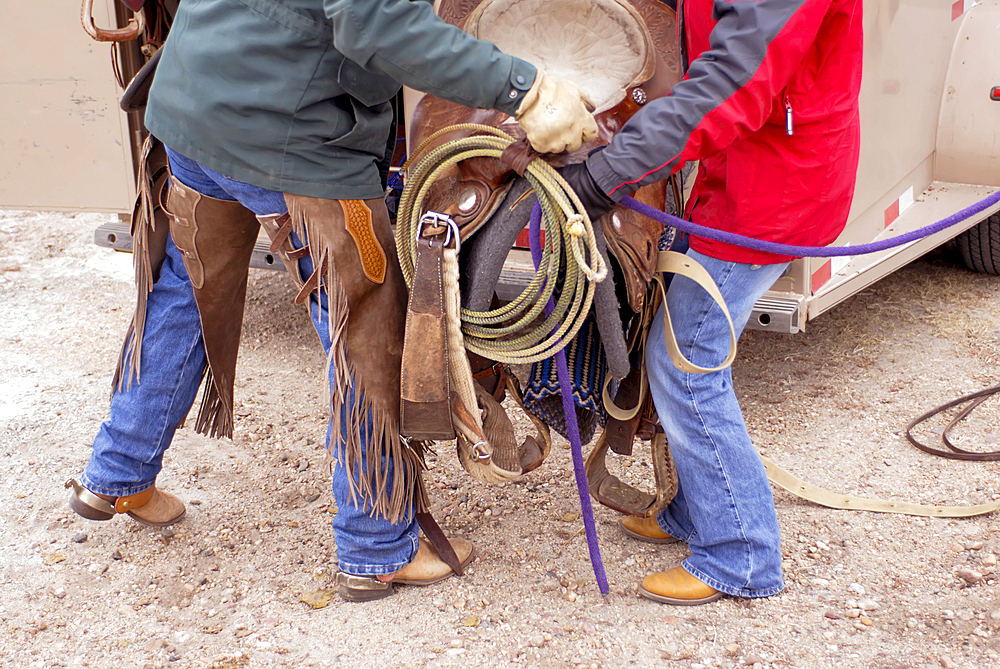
1, 209, 999, 669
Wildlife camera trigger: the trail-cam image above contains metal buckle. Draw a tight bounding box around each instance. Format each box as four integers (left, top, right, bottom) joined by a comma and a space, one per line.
471, 441, 492, 462
417, 212, 461, 251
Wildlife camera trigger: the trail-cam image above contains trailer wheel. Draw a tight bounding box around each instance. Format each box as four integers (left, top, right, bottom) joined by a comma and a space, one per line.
956, 213, 1000, 275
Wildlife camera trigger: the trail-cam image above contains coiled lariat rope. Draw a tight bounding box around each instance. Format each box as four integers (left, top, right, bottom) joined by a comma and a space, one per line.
396, 125, 607, 364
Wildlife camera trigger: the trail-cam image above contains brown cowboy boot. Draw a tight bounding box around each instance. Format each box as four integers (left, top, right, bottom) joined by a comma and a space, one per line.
333, 537, 476, 602
66, 479, 186, 528
619, 515, 680, 544
640, 566, 725, 606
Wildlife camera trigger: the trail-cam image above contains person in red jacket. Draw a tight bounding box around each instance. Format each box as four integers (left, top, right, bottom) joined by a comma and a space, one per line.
562, 0, 864, 604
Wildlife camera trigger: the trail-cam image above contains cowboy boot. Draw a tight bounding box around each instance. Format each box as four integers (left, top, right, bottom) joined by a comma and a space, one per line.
618, 515, 680, 544
66, 479, 186, 528
164, 178, 260, 439
333, 537, 476, 602
640, 566, 725, 606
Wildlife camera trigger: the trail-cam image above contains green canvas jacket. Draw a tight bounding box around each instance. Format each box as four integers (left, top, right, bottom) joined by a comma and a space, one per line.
145, 0, 537, 200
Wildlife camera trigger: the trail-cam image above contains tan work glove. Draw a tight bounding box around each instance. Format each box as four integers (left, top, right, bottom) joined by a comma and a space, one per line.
515, 70, 598, 154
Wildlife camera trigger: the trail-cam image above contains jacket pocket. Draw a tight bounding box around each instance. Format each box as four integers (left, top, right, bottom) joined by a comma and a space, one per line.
323, 95, 394, 156
337, 58, 401, 108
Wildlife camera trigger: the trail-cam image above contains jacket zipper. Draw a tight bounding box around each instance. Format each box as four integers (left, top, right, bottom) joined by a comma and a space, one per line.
784, 93, 794, 136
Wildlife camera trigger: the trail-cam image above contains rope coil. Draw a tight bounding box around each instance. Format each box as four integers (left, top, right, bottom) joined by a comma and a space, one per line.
396, 125, 607, 365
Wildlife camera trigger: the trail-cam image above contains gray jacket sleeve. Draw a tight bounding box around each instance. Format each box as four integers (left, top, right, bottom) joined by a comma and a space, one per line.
323, 0, 536, 115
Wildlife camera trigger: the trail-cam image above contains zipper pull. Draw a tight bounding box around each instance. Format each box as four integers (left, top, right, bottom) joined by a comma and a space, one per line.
784, 95, 794, 136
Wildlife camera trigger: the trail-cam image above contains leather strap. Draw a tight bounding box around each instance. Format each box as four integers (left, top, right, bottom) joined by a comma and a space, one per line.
268, 213, 295, 253
415, 511, 465, 576
761, 456, 1000, 518
655, 251, 737, 374
602, 363, 644, 456
905, 384, 1000, 461
499, 138, 539, 178
400, 232, 455, 440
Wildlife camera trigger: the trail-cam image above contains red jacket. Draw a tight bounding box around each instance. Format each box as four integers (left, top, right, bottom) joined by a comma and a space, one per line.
587, 0, 864, 264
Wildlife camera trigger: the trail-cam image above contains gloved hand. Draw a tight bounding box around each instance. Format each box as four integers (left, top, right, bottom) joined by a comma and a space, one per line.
515, 70, 599, 154
558, 162, 616, 222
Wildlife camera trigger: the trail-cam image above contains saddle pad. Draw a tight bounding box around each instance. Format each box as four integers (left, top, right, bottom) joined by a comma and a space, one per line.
523, 313, 607, 443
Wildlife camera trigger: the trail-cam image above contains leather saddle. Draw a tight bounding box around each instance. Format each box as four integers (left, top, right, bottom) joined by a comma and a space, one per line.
403, 0, 684, 517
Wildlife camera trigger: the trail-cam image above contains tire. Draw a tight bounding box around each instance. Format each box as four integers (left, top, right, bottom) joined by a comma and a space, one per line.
956, 213, 1000, 275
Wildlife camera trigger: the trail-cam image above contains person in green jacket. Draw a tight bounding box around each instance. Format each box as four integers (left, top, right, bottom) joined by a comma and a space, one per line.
66, 0, 597, 602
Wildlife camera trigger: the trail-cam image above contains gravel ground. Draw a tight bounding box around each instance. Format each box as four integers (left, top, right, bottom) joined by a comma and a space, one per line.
1, 209, 999, 669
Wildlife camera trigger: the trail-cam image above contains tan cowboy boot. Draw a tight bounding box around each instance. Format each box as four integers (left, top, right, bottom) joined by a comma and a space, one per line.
640, 566, 725, 606
66, 479, 186, 528
334, 537, 476, 602
392, 537, 476, 585
619, 515, 680, 544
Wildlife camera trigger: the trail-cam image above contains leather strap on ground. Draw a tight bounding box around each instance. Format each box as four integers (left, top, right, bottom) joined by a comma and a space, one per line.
761, 456, 1000, 518
905, 384, 1000, 461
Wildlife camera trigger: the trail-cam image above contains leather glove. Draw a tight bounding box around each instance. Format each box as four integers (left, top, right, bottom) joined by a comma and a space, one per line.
558, 162, 616, 222
515, 70, 599, 154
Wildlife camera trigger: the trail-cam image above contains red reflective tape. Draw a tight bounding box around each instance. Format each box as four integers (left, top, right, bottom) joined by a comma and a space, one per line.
513, 228, 545, 250
884, 199, 900, 228
811, 261, 831, 294
952, 0, 964, 20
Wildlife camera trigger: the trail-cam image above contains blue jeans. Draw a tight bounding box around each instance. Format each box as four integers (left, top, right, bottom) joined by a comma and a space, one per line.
83, 147, 418, 576
644, 249, 788, 598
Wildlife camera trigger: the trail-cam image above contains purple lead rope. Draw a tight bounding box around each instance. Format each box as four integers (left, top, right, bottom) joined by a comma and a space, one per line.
621, 188, 1000, 258
529, 203, 610, 595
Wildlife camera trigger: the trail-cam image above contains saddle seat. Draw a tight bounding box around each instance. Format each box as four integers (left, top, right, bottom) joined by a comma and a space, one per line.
465, 0, 656, 114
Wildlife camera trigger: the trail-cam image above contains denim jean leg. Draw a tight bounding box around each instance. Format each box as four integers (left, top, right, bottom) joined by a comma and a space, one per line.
305, 256, 419, 577
82, 238, 207, 496
645, 249, 788, 598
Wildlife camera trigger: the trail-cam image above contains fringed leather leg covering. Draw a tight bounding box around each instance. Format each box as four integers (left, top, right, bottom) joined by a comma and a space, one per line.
164, 178, 260, 439
113, 136, 172, 396
280, 195, 425, 524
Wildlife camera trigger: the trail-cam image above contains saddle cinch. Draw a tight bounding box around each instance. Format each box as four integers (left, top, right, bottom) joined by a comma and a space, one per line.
400, 0, 697, 519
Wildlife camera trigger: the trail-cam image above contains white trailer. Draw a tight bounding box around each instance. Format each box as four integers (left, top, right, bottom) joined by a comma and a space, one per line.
2, 0, 998, 328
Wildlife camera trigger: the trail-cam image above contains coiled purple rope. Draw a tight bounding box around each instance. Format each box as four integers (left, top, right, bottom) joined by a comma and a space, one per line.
621, 188, 1000, 257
